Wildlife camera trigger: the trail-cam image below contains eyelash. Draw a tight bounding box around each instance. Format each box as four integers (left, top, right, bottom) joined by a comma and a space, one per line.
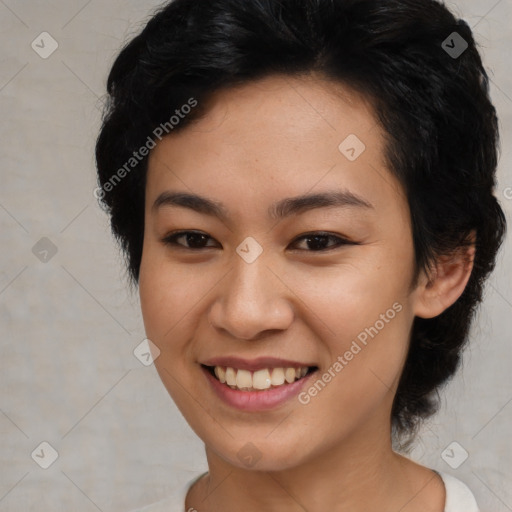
161, 230, 356, 252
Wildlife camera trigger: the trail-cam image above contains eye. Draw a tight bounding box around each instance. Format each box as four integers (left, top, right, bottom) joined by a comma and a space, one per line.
161, 230, 356, 252
161, 230, 219, 250
289, 232, 355, 252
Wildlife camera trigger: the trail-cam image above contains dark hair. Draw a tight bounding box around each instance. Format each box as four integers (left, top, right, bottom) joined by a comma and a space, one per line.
95, 0, 507, 446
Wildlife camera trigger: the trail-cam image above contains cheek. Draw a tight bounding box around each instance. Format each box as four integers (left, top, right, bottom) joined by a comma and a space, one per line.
296, 312, 411, 445
138, 245, 218, 353
283, 255, 412, 400
138, 249, 200, 403
282, 254, 409, 335
139, 245, 181, 342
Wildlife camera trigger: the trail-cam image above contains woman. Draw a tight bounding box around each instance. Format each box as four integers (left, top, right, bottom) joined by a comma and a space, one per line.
95, 0, 507, 510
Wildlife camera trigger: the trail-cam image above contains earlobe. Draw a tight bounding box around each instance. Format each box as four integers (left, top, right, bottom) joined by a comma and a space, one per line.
413, 237, 476, 319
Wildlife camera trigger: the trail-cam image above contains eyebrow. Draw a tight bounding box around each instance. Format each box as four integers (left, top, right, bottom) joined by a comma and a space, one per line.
152, 190, 374, 221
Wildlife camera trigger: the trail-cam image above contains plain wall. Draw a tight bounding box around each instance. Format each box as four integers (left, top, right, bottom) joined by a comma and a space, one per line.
0, 0, 511, 510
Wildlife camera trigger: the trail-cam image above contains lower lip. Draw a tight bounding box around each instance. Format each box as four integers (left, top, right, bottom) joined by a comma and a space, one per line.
201, 365, 316, 411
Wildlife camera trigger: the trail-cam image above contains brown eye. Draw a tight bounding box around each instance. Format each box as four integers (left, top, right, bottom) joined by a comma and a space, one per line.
161, 231, 219, 249
290, 232, 354, 252
161, 230, 355, 252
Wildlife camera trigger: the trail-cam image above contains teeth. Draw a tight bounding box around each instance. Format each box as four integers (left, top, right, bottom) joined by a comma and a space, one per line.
211, 365, 311, 391
285, 368, 296, 383
225, 367, 237, 386
271, 367, 285, 386
214, 366, 226, 383
236, 369, 252, 390
253, 369, 272, 390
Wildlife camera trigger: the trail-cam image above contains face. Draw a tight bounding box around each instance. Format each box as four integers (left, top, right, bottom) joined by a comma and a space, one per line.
139, 74, 422, 471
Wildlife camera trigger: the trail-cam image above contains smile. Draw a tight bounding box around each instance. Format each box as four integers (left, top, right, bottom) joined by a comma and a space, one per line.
201, 362, 319, 411
204, 365, 315, 391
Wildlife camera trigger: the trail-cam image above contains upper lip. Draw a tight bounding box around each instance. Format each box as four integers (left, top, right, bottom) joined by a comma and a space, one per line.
201, 356, 316, 372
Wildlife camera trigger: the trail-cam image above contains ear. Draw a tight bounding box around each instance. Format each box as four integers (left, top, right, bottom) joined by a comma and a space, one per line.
413, 232, 476, 319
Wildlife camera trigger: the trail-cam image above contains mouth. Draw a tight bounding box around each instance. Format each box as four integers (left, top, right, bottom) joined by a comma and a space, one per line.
201, 363, 318, 392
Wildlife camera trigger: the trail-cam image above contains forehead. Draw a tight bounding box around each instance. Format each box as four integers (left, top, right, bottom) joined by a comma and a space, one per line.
164, 73, 380, 155
146, 74, 405, 222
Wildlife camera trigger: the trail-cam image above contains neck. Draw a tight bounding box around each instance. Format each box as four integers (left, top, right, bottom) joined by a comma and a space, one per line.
187, 416, 442, 512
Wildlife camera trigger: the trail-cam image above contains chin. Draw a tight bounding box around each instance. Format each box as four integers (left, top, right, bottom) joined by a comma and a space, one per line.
205, 435, 313, 472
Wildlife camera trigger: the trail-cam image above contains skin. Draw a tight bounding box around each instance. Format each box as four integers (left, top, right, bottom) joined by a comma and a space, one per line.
138, 73, 475, 512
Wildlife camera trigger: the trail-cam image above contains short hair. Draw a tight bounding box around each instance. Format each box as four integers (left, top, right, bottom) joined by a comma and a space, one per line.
95, 0, 507, 446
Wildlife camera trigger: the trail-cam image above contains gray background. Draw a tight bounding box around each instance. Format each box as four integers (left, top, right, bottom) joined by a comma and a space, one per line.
0, 0, 510, 510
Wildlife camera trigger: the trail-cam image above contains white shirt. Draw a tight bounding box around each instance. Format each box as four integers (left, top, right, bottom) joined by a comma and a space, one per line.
130, 470, 479, 512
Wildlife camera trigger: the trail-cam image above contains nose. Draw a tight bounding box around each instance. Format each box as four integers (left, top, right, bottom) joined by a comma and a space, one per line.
208, 255, 294, 341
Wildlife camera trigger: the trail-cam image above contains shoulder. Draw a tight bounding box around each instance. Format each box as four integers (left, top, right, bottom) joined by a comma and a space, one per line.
438, 472, 480, 512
